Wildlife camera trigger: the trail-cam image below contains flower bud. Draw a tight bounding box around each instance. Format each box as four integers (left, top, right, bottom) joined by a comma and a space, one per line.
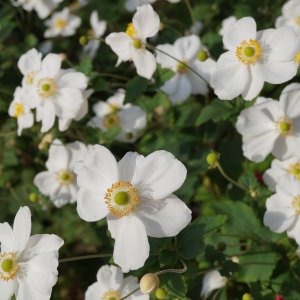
79, 35, 89, 46
155, 288, 168, 299
206, 151, 220, 168
140, 273, 160, 294
197, 50, 208, 62
242, 293, 253, 300
29, 193, 38, 202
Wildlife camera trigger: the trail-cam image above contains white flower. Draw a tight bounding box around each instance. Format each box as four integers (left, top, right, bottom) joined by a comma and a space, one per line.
200, 270, 227, 299
219, 16, 237, 36
212, 17, 300, 100
85, 265, 148, 300
276, 0, 300, 37
156, 35, 216, 104
88, 89, 147, 143
11, 0, 63, 19
75, 145, 192, 272
34, 139, 89, 207
264, 175, 300, 245
8, 87, 34, 136
0, 206, 63, 299
263, 156, 300, 192
29, 53, 88, 132
236, 83, 300, 162
44, 8, 81, 38
83, 11, 107, 59
105, 4, 160, 79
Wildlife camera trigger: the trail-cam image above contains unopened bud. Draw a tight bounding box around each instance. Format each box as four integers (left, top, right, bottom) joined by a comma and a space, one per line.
242, 293, 253, 300
140, 273, 160, 294
206, 151, 220, 168
197, 50, 208, 62
155, 288, 168, 299
79, 35, 89, 46
29, 193, 38, 202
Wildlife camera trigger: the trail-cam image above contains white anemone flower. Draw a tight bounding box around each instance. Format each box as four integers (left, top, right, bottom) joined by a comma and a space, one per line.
44, 8, 81, 38
85, 265, 148, 300
11, 0, 62, 19
34, 139, 89, 207
74, 145, 192, 272
88, 89, 147, 143
264, 175, 300, 245
29, 53, 88, 132
219, 16, 237, 36
200, 270, 227, 299
236, 83, 300, 162
105, 4, 160, 79
83, 11, 107, 59
0, 206, 64, 299
263, 156, 300, 192
156, 35, 216, 104
276, 0, 300, 37
212, 17, 300, 100
8, 87, 34, 136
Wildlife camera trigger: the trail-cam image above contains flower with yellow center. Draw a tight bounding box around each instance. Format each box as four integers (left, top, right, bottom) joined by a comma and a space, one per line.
55, 18, 67, 29
0, 252, 18, 282
176, 62, 188, 74
236, 39, 262, 65
126, 23, 142, 49
57, 170, 75, 185
102, 290, 121, 300
288, 163, 300, 180
13, 102, 24, 118
103, 113, 120, 129
37, 77, 57, 98
276, 117, 293, 137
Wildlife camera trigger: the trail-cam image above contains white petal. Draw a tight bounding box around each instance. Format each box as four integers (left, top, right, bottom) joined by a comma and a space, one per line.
0, 223, 15, 253
132, 49, 157, 79
41, 53, 62, 78
34, 172, 61, 197
261, 61, 297, 84
200, 270, 227, 299
85, 282, 105, 300
40, 101, 56, 133
174, 35, 200, 62
13, 206, 31, 252
0, 280, 15, 300
96, 265, 123, 290
279, 82, 300, 119
156, 44, 179, 68
105, 33, 132, 63
58, 72, 88, 90
118, 152, 141, 182
25, 234, 64, 255
18, 48, 42, 76
46, 140, 69, 171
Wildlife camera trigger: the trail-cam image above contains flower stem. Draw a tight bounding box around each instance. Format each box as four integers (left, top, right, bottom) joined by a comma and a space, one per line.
216, 163, 248, 193
155, 259, 187, 276
184, 0, 196, 25
120, 287, 140, 300
59, 253, 112, 263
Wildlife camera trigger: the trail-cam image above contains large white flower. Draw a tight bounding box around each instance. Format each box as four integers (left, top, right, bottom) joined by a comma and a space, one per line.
105, 4, 160, 79
236, 83, 300, 162
75, 145, 192, 272
219, 16, 237, 36
276, 0, 300, 37
82, 11, 107, 59
264, 175, 300, 245
212, 17, 300, 100
200, 270, 227, 299
156, 35, 216, 104
34, 139, 89, 207
85, 265, 148, 300
8, 87, 34, 136
0, 206, 64, 299
88, 89, 147, 143
11, 0, 62, 19
44, 8, 81, 38
263, 156, 300, 192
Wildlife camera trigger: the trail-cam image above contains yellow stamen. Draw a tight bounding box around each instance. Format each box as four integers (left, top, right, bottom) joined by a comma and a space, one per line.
102, 290, 121, 300
57, 170, 74, 185
292, 195, 300, 215
288, 163, 300, 180
276, 117, 293, 137
177, 62, 188, 74
103, 113, 120, 129
37, 78, 57, 98
126, 23, 136, 38
25, 71, 37, 85
105, 181, 140, 217
13, 103, 24, 117
236, 39, 262, 65
0, 252, 18, 281
294, 51, 300, 65
55, 18, 67, 29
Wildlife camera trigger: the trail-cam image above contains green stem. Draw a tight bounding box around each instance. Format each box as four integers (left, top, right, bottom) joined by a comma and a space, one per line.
59, 253, 112, 263
120, 287, 140, 300
184, 0, 196, 25
93, 72, 129, 81
155, 259, 187, 276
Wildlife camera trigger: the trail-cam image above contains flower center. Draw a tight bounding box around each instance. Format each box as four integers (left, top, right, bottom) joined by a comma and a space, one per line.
103, 113, 120, 129
37, 78, 57, 98
55, 18, 67, 29
0, 252, 18, 281
13, 102, 24, 117
177, 62, 188, 74
57, 170, 75, 185
236, 39, 262, 65
25, 71, 37, 85
295, 16, 300, 26
125, 23, 142, 49
294, 51, 300, 65
292, 195, 300, 215
276, 117, 293, 137
288, 163, 300, 180
102, 290, 121, 300
105, 181, 140, 217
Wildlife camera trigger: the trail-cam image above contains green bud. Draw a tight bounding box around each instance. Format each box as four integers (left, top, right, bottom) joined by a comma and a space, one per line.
155, 288, 168, 299
206, 151, 220, 168
242, 293, 253, 300
29, 193, 38, 202
197, 50, 208, 62
79, 36, 89, 46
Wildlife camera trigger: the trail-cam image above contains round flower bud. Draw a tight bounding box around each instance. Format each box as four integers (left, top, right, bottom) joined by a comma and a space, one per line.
242, 293, 253, 300
79, 36, 89, 46
155, 288, 168, 299
197, 50, 208, 62
206, 151, 220, 168
29, 193, 38, 202
140, 273, 160, 294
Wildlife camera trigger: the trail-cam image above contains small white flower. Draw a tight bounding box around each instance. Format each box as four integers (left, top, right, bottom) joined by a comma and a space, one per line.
236, 83, 300, 162
75, 145, 192, 272
85, 265, 149, 300
83, 11, 107, 59
276, 0, 300, 37
212, 17, 300, 100
44, 8, 81, 38
156, 35, 216, 104
200, 270, 227, 299
34, 139, 89, 207
219, 16, 237, 36
88, 89, 147, 143
106, 4, 160, 79
11, 0, 63, 19
8, 87, 34, 136
264, 175, 300, 245
0, 206, 63, 299
263, 156, 300, 192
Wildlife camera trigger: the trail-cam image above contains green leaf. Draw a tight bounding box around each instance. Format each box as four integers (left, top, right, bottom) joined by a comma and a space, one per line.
160, 273, 187, 298
125, 76, 148, 102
